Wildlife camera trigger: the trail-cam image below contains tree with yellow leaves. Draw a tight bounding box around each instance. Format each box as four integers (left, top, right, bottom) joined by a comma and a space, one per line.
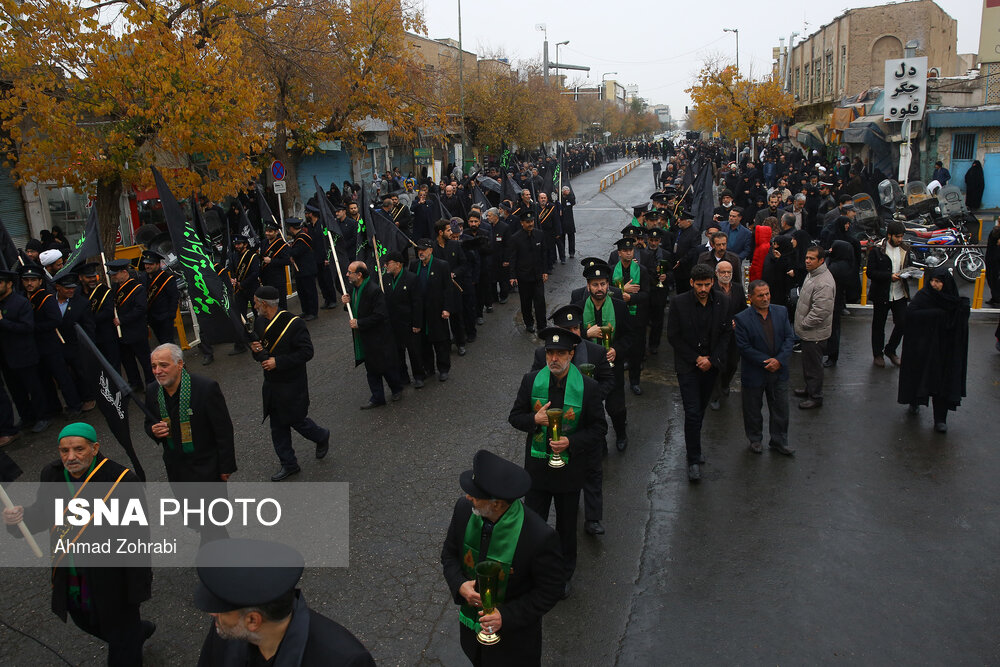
686, 60, 794, 147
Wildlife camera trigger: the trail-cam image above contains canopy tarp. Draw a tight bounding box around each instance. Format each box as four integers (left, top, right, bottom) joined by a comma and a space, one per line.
842, 115, 893, 175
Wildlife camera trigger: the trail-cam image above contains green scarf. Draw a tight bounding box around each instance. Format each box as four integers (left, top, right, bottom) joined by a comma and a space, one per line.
158, 369, 194, 454
529, 365, 583, 464
62, 458, 98, 607
459, 499, 524, 633
583, 296, 616, 343
350, 277, 370, 363
630, 216, 641, 228
613, 260, 640, 315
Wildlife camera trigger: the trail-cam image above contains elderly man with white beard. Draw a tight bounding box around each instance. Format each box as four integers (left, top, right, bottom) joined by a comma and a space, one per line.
709, 260, 747, 411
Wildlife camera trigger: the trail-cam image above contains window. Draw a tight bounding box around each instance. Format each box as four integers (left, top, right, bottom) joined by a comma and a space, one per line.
840, 46, 846, 89
804, 65, 810, 99
794, 67, 800, 100
951, 133, 975, 160
825, 54, 834, 95
814, 59, 821, 99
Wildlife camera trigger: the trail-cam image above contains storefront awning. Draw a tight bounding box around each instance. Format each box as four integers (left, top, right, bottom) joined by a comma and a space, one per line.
926, 106, 1000, 128
842, 115, 893, 175
830, 106, 858, 131
790, 122, 826, 150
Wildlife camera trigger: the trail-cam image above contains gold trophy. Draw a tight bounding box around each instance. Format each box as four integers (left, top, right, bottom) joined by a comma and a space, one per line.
600, 324, 614, 368
579, 363, 596, 378
657, 259, 670, 288
546, 408, 565, 468
475, 561, 503, 645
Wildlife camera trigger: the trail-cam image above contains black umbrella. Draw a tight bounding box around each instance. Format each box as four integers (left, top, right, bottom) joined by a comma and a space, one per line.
477, 175, 502, 194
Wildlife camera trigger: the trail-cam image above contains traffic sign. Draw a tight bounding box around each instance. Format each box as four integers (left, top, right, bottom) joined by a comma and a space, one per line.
271, 160, 285, 181
272, 180, 286, 194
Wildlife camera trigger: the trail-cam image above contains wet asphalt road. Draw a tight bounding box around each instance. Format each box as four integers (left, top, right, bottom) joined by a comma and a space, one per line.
1, 159, 998, 666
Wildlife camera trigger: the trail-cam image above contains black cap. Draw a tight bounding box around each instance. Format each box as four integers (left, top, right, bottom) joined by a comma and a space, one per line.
19, 264, 45, 279
25, 239, 42, 252
459, 449, 531, 501
631, 203, 648, 216
620, 225, 640, 237
521, 210, 536, 222
615, 237, 636, 251
415, 238, 433, 250
539, 326, 581, 351
105, 259, 131, 273
500, 201, 513, 212
676, 207, 694, 220
644, 210, 660, 221
583, 262, 611, 281
232, 234, 249, 244
579, 256, 605, 269
265, 220, 281, 231
54, 273, 79, 288
140, 250, 164, 265
286, 217, 304, 228
304, 203, 320, 214
649, 228, 666, 239
550, 304, 584, 329
194, 539, 304, 613
649, 192, 671, 204
383, 250, 404, 264
0, 269, 18, 282
719, 189, 734, 199
76, 262, 100, 277
333, 204, 347, 212
255, 285, 279, 300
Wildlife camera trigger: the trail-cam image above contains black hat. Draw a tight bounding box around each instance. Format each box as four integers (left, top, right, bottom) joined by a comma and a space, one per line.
76, 262, 100, 277
286, 217, 304, 228
383, 250, 404, 264
631, 203, 648, 216
54, 273, 79, 288
550, 304, 584, 329
615, 237, 636, 251
0, 269, 17, 282
19, 264, 45, 279
539, 326, 581, 351
499, 201, 513, 212
521, 210, 536, 222
840, 201, 855, 211
255, 285, 280, 300
620, 225, 640, 237
304, 203, 321, 214
649, 228, 666, 239
105, 259, 131, 273
25, 239, 42, 252
232, 234, 249, 244
333, 204, 347, 212
661, 185, 678, 195
649, 192, 671, 204
265, 220, 281, 231
459, 449, 531, 501
583, 262, 612, 281
579, 256, 605, 269
194, 539, 304, 613
644, 210, 661, 221
634, 227, 649, 238
719, 189, 734, 199
676, 207, 694, 220
140, 250, 164, 265
415, 238, 433, 250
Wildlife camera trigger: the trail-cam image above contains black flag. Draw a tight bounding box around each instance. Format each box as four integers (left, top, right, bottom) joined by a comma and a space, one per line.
255, 184, 279, 231
472, 185, 490, 210
367, 206, 413, 258
152, 167, 246, 346
690, 159, 716, 233
0, 214, 19, 271
313, 176, 348, 286
54, 205, 101, 280
75, 324, 148, 481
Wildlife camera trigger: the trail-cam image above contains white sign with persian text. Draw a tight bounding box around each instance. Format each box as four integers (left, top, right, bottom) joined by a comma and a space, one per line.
883, 57, 927, 123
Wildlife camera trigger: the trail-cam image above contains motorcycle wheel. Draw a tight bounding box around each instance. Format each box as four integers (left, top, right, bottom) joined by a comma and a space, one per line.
954, 250, 985, 283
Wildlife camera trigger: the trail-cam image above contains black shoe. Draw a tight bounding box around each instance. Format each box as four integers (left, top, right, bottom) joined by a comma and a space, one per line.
457, 346, 467, 356
228, 347, 247, 356
823, 358, 836, 368
907, 404, 920, 416
560, 259, 566, 265
769, 443, 796, 456
270, 465, 300, 482
476, 317, 485, 325
360, 401, 386, 410
798, 399, 822, 410
749, 441, 763, 454
439, 372, 449, 382
302, 314, 317, 322
793, 388, 808, 398
201, 355, 214, 366
631, 384, 642, 396
485, 306, 494, 313
414, 378, 425, 389
525, 325, 536, 334
616, 436, 628, 452
322, 302, 337, 310
649, 346, 658, 355
142, 620, 156, 642
391, 392, 402, 402
687, 464, 701, 482
498, 297, 508, 304
316, 431, 330, 459
467, 335, 477, 343
31, 419, 51, 434
934, 422, 948, 433
584, 520, 605, 535
562, 579, 572, 600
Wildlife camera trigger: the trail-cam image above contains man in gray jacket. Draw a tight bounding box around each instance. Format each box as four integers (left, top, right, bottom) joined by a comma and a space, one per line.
793, 246, 836, 409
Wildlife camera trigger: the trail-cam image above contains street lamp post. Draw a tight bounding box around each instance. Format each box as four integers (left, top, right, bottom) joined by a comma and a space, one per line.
601, 72, 617, 144
555, 40, 569, 82
458, 0, 467, 176
723, 28, 739, 75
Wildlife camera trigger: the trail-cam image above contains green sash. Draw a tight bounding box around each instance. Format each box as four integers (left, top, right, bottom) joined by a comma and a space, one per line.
583, 297, 616, 342
630, 216, 641, 228
459, 500, 524, 633
157, 369, 194, 454
416, 256, 434, 330
529, 365, 583, 464
350, 277, 370, 363
613, 261, 640, 315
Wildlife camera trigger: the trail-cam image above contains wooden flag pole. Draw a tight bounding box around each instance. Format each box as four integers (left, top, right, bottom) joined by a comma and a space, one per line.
325, 230, 354, 319
99, 250, 123, 338
0, 482, 44, 558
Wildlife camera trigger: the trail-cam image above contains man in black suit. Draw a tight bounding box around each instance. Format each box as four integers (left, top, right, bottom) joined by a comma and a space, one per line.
79, 262, 120, 371
709, 260, 747, 410
609, 237, 651, 395
342, 260, 402, 409
410, 239, 455, 381
509, 327, 608, 598
287, 218, 318, 320
250, 286, 330, 482
305, 203, 339, 309
226, 235, 260, 355
259, 222, 290, 311
672, 209, 702, 294
666, 263, 732, 482
54, 273, 96, 411
140, 250, 179, 344
530, 304, 614, 537
433, 218, 468, 352
441, 449, 563, 665
506, 211, 548, 333
0, 268, 49, 438
144, 343, 237, 483
384, 251, 425, 388
107, 258, 154, 390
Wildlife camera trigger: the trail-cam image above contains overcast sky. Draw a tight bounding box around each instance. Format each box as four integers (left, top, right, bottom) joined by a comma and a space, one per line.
421, 0, 982, 119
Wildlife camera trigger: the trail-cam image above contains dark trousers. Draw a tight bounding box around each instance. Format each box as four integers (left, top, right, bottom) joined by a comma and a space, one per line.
676, 368, 718, 464
2, 362, 48, 424
495, 263, 510, 301
648, 292, 668, 348
297, 275, 318, 317
0, 382, 16, 436
68, 604, 144, 667
269, 414, 327, 469
526, 487, 580, 578
397, 334, 426, 382
421, 336, 451, 374
120, 339, 153, 388
366, 366, 403, 404
555, 235, 567, 262
517, 280, 546, 329
565, 231, 576, 256
96, 336, 121, 373
232, 293, 253, 350
317, 263, 338, 304
583, 447, 604, 522
742, 378, 790, 446
149, 318, 176, 345
827, 304, 843, 361
39, 351, 81, 413
710, 341, 740, 402
871, 298, 907, 356
800, 339, 826, 399
462, 285, 478, 338
628, 322, 648, 386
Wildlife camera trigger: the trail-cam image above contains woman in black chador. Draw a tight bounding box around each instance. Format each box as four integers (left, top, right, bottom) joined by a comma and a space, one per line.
897, 268, 970, 433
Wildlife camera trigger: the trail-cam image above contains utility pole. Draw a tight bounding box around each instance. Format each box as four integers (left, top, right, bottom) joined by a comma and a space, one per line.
457, 0, 467, 174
